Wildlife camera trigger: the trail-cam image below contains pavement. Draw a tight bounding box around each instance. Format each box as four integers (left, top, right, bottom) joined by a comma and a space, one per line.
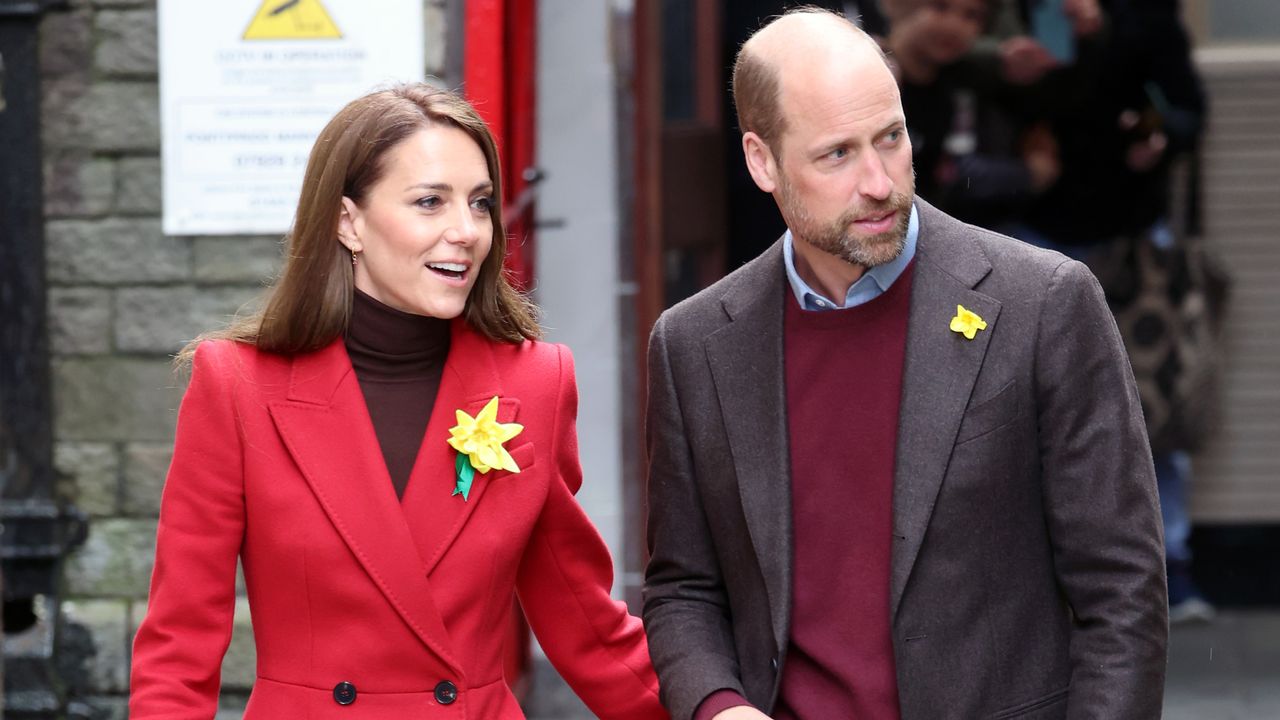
1165, 610, 1280, 719
525, 610, 1280, 719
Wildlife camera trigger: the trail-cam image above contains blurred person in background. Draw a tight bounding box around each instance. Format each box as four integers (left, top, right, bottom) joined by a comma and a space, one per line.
1016, 0, 1203, 256
985, 0, 1104, 89
894, 0, 1218, 621
879, 0, 1064, 230
1011, 0, 1216, 623
128, 83, 668, 719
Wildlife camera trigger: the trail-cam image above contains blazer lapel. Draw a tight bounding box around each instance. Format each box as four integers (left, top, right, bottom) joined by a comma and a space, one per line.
267, 340, 462, 676
705, 243, 792, 652
890, 201, 1001, 619
399, 320, 519, 576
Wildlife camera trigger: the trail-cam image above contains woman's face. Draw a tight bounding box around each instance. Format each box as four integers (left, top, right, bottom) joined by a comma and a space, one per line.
339, 125, 495, 319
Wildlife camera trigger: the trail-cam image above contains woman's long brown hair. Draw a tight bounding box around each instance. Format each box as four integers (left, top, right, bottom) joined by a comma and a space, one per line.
177, 83, 540, 366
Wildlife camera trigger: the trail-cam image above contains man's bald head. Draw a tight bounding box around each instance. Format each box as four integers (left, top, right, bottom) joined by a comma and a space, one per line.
731, 7, 886, 154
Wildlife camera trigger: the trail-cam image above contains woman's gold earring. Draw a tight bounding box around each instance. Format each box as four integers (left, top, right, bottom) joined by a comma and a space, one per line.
351, 249, 358, 267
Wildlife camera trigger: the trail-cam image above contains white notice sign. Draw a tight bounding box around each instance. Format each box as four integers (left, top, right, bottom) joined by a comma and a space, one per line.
159, 0, 425, 235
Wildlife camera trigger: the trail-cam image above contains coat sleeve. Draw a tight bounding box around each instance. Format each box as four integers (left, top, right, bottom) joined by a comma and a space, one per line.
1034, 260, 1168, 719
129, 341, 246, 718
641, 314, 747, 720
514, 344, 669, 720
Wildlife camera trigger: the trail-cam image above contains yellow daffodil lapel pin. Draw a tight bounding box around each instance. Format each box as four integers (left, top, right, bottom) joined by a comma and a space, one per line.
949, 304, 987, 340
447, 396, 523, 501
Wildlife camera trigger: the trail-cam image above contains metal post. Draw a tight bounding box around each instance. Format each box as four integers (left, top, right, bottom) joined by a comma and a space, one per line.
0, 2, 88, 718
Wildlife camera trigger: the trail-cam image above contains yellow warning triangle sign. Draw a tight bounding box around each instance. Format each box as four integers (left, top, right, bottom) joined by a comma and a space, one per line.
243, 0, 342, 41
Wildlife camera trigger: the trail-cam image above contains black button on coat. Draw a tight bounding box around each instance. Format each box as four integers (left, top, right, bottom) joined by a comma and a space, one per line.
332, 681, 356, 705
433, 680, 458, 705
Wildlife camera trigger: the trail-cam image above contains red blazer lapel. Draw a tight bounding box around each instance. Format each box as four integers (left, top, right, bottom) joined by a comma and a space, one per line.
401, 321, 527, 576
267, 339, 462, 676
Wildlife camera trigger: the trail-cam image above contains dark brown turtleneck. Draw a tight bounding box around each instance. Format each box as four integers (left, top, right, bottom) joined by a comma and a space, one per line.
346, 289, 451, 500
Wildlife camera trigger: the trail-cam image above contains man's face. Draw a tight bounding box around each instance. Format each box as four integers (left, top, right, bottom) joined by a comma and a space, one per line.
910, 0, 989, 66
770, 52, 916, 268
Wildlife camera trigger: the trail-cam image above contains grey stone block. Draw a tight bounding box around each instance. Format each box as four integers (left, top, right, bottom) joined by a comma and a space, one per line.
114, 285, 261, 353
96, 9, 158, 77
116, 156, 161, 214
221, 597, 256, 692
92, 82, 161, 152
194, 285, 264, 334
45, 153, 116, 218
194, 237, 282, 283
61, 599, 130, 693
128, 598, 145, 650
47, 219, 190, 284
123, 442, 172, 516
217, 696, 250, 720
42, 76, 91, 149
44, 81, 159, 152
54, 442, 120, 518
54, 357, 186, 441
71, 696, 129, 720
48, 286, 113, 355
113, 286, 197, 354
40, 9, 94, 81
64, 518, 158, 597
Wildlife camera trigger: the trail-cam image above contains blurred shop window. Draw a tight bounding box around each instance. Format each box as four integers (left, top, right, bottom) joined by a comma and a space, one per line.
1187, 0, 1280, 45
1210, 0, 1280, 43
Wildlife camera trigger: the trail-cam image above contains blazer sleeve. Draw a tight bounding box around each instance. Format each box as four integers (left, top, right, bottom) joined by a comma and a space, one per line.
515, 345, 669, 720
642, 314, 746, 720
1034, 260, 1168, 718
130, 341, 246, 718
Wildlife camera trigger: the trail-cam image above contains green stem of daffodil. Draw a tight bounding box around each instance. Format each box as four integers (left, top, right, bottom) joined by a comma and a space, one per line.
454, 452, 476, 501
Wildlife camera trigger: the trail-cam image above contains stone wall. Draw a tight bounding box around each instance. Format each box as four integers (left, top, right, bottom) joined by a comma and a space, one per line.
40, 2, 448, 717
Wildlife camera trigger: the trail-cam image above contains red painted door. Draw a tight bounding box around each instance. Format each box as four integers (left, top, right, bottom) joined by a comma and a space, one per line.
462, 0, 539, 698
464, 0, 538, 292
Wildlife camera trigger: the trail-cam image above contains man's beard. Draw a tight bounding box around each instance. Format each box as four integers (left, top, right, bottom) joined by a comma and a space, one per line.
778, 174, 914, 268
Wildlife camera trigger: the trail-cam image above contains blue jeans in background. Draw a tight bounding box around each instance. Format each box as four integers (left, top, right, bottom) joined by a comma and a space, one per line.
1156, 450, 1193, 567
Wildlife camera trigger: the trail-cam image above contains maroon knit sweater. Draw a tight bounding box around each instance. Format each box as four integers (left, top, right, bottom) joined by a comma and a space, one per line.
346, 289, 450, 499
694, 265, 915, 720
775, 264, 913, 719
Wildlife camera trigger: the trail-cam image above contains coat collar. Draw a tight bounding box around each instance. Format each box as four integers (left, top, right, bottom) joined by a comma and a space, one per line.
710, 199, 1002, 643
889, 199, 1000, 620
706, 242, 792, 653
267, 318, 520, 677
399, 321, 522, 576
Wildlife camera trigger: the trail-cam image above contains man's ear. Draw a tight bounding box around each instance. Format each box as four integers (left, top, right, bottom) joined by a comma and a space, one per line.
743, 131, 779, 193
337, 197, 363, 253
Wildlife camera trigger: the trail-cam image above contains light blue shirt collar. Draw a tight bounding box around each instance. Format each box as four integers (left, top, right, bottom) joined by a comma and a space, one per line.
783, 203, 918, 311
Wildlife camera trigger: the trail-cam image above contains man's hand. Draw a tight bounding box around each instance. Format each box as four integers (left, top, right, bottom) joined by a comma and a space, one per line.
1021, 122, 1062, 192
712, 708, 773, 720
1064, 0, 1103, 36
1000, 36, 1058, 86
1118, 109, 1168, 172
1125, 132, 1168, 173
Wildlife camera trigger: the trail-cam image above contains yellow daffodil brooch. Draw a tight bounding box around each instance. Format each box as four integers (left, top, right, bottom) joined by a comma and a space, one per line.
949, 304, 987, 340
447, 396, 523, 501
